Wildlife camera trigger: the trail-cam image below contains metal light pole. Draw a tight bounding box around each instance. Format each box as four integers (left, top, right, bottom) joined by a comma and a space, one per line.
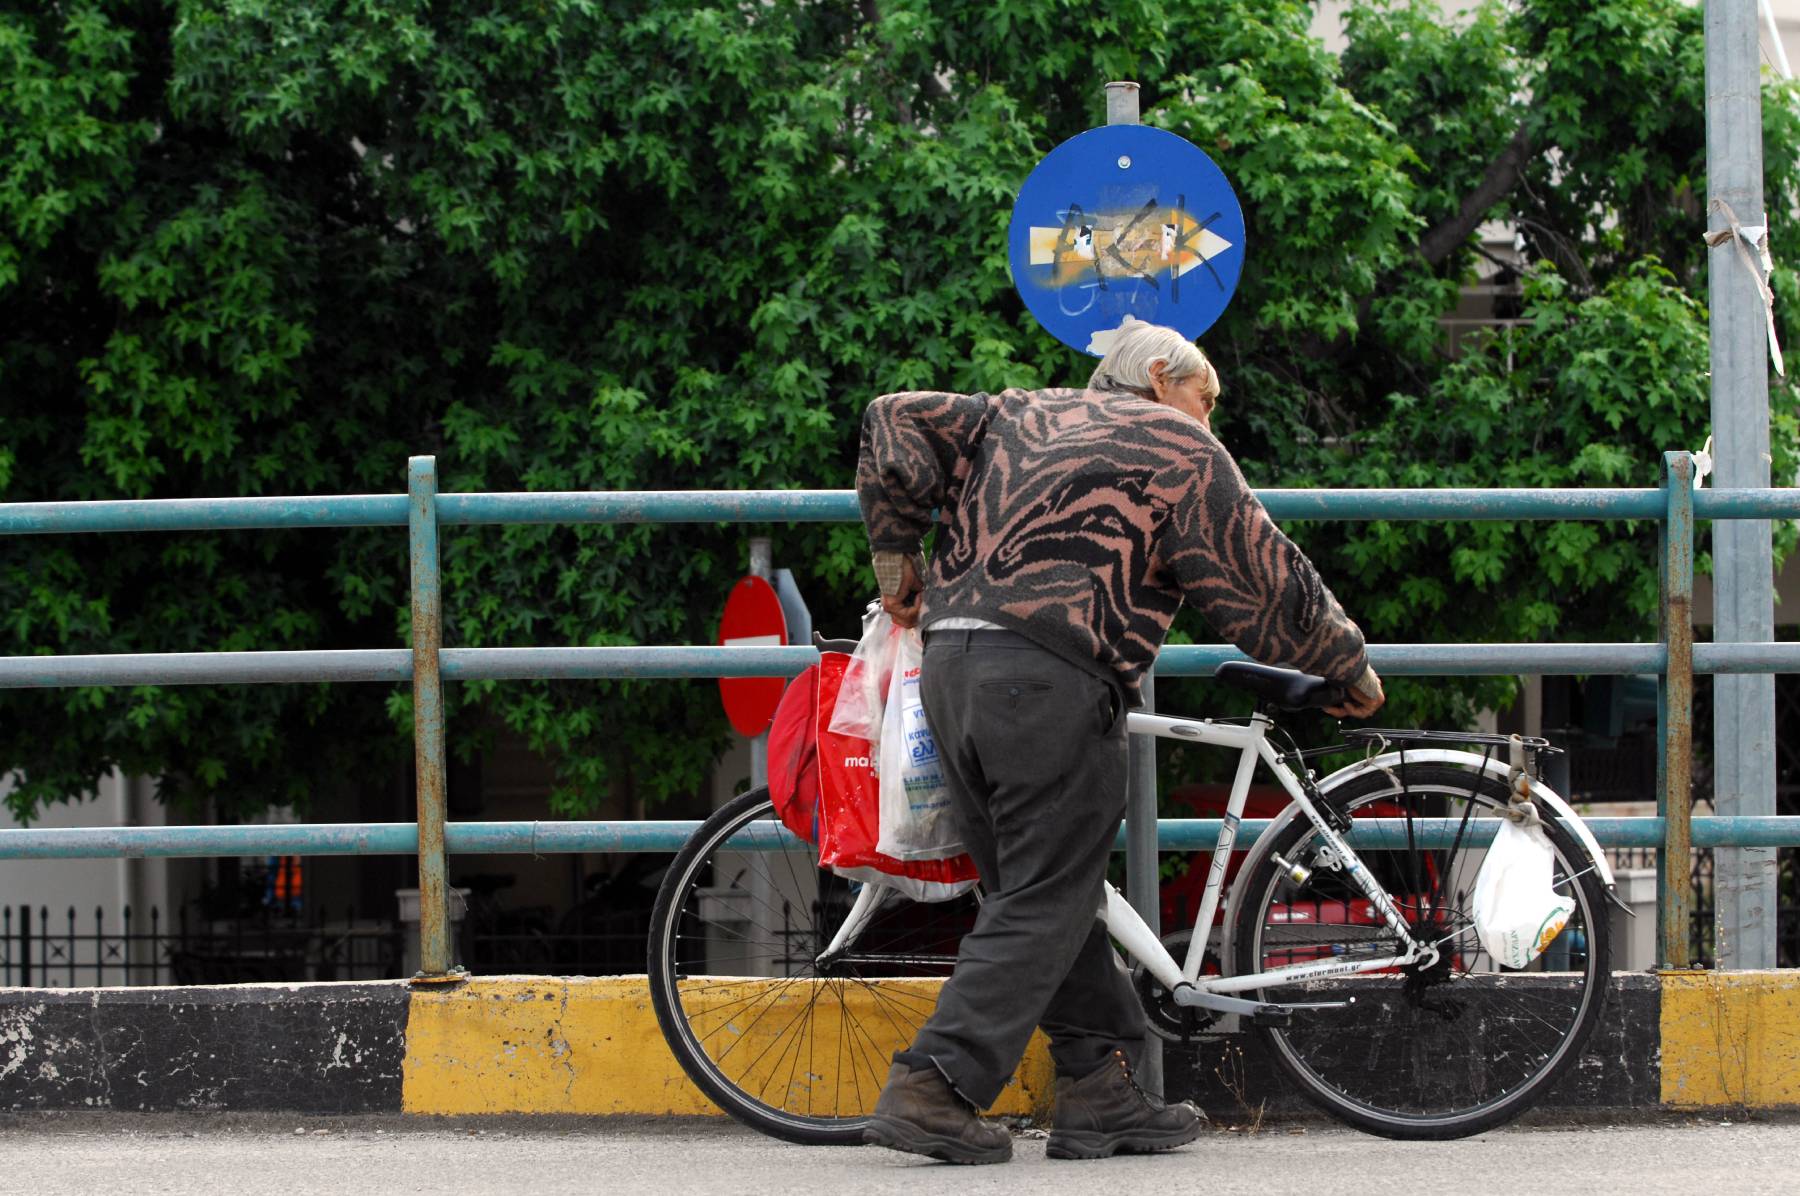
1705, 0, 1778, 969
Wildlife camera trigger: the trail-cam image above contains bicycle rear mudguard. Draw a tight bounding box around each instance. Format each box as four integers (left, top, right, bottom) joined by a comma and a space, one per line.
1218, 748, 1617, 974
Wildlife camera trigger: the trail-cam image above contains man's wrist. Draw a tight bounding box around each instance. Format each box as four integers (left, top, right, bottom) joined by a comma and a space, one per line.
872, 550, 923, 597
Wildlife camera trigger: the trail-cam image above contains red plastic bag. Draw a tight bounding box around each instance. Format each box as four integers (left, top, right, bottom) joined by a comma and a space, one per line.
814, 649, 977, 901
766, 664, 821, 844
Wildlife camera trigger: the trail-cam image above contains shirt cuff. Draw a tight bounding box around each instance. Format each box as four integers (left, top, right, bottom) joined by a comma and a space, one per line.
872, 550, 922, 597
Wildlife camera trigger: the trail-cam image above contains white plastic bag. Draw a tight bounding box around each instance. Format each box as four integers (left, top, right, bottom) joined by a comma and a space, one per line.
830, 866, 976, 904
1471, 812, 1577, 969
828, 603, 899, 750
875, 628, 962, 860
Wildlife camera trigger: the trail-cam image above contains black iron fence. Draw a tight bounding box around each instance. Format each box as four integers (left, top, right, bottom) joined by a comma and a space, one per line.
1677, 670, 1800, 967
0, 904, 400, 987
0, 898, 661, 986
456, 855, 670, 978
1686, 844, 1800, 969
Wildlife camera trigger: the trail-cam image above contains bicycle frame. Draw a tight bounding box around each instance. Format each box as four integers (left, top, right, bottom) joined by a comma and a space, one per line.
662, 693, 1619, 1142
816, 705, 1611, 1013
816, 709, 1432, 1002
1099, 711, 1432, 1005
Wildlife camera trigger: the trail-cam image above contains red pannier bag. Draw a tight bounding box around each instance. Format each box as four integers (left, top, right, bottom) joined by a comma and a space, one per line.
767, 649, 976, 902
766, 663, 821, 843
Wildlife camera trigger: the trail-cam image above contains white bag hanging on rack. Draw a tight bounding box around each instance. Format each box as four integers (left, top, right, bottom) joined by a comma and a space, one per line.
1470, 811, 1577, 970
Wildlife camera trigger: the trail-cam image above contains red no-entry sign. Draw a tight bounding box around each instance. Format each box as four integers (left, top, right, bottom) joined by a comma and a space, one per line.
717, 575, 788, 736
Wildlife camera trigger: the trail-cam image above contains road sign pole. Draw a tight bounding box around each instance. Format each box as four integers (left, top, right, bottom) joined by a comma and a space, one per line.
744, 536, 779, 977
1011, 80, 1247, 1089
1105, 80, 1140, 125
749, 537, 772, 791
1107, 77, 1165, 1095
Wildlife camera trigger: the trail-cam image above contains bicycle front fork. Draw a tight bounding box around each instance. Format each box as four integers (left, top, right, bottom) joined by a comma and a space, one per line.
813, 880, 887, 968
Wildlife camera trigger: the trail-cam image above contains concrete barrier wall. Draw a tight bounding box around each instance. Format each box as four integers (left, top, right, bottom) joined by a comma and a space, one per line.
0, 982, 407, 1111
402, 978, 1054, 1117
1661, 970, 1800, 1108
1167, 972, 1664, 1116
1, 971, 1795, 1117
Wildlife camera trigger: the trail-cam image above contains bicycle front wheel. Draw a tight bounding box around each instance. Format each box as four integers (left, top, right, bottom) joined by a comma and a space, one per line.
1229, 763, 1611, 1139
647, 788, 976, 1145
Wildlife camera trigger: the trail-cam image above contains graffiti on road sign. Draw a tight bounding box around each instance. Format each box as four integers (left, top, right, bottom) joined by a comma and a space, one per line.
1009, 124, 1246, 355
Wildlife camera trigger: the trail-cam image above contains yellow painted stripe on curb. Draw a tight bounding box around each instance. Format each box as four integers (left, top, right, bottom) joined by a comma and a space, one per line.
402, 975, 1053, 1118
1661, 969, 1800, 1108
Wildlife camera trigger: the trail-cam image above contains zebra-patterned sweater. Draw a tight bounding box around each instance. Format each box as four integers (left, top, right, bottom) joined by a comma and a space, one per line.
856, 387, 1369, 702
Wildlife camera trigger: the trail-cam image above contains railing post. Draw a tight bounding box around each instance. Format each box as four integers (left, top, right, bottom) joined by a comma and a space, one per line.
1657, 451, 1695, 968
408, 455, 459, 982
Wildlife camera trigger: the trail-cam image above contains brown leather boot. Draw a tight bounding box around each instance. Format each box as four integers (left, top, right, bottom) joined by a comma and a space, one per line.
1046, 1049, 1206, 1160
863, 1061, 1012, 1164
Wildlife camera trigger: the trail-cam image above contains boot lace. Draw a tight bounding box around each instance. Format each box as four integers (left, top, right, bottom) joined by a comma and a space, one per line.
1110, 1050, 1168, 1110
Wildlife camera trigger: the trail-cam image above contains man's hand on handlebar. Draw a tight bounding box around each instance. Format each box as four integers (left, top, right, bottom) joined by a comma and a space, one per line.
1326, 665, 1385, 720
882, 554, 924, 629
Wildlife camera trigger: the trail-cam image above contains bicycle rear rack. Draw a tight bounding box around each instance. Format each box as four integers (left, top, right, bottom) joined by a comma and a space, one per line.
1339, 728, 1563, 756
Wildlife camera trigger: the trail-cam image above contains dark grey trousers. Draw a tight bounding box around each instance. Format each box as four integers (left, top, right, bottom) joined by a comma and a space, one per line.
894, 630, 1147, 1109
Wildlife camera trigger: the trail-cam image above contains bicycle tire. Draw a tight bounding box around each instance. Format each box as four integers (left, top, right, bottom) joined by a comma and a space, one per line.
647, 787, 976, 1145
1228, 763, 1611, 1140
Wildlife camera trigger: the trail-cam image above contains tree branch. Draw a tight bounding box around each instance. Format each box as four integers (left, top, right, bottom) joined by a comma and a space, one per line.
1418, 122, 1533, 267
1296, 121, 1535, 364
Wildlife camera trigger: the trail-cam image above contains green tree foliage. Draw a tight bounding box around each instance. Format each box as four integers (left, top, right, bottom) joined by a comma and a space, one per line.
2, 0, 1795, 819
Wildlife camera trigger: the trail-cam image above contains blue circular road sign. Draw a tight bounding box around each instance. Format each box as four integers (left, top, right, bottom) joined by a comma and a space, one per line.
1008, 124, 1246, 356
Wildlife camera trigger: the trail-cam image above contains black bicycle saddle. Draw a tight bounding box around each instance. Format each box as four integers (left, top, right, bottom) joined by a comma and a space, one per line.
1214, 661, 1343, 711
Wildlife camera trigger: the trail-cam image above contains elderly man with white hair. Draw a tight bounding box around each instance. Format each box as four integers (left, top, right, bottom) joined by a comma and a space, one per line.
855, 316, 1384, 1165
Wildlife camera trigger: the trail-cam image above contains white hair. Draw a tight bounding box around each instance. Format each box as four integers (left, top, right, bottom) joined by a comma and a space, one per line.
1087, 316, 1218, 402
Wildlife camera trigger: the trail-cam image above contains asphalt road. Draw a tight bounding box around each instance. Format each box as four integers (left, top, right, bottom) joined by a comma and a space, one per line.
0, 1112, 1794, 1195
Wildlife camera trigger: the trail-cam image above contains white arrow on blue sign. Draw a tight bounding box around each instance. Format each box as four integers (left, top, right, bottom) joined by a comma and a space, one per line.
1007, 124, 1246, 357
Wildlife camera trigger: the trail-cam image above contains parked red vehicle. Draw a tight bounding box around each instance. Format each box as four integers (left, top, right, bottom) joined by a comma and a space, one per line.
1160, 782, 1439, 971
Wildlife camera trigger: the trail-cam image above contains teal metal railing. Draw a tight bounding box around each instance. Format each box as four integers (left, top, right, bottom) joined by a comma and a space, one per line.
3, 450, 1799, 976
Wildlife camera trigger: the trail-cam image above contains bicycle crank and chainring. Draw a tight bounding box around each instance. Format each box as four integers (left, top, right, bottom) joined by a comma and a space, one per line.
1131, 930, 1222, 1042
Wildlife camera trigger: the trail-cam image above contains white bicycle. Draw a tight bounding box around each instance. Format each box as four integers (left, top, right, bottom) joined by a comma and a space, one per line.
649, 657, 1615, 1142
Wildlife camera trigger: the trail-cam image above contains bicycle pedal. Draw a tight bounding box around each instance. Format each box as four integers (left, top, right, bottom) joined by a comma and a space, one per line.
1249, 1005, 1293, 1028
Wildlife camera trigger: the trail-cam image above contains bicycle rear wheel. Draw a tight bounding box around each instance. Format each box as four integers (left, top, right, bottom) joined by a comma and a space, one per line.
647, 788, 976, 1145
1229, 763, 1610, 1139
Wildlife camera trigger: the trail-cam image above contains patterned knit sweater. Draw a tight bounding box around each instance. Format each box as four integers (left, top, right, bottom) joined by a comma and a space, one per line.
857, 387, 1369, 701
